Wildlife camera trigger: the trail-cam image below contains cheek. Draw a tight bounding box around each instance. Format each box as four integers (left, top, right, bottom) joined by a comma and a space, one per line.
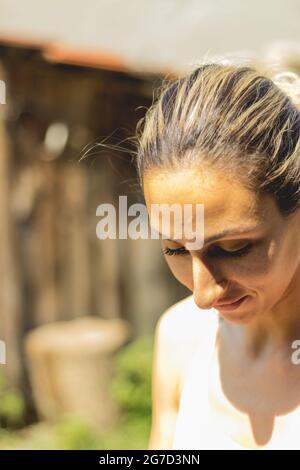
165, 256, 193, 288
225, 239, 282, 284
264, 239, 300, 292
237, 238, 300, 298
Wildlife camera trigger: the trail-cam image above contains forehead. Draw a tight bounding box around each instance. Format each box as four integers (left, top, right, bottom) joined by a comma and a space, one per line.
143, 167, 271, 234
144, 168, 281, 244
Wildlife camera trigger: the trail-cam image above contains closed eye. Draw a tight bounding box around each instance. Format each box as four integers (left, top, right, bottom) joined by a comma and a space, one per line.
208, 243, 253, 258
161, 243, 253, 258
161, 246, 189, 256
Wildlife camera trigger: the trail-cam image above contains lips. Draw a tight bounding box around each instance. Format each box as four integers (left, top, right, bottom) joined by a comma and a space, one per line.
214, 295, 246, 307
212, 295, 249, 311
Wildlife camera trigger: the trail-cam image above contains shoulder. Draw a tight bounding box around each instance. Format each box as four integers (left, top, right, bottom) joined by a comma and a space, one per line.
157, 294, 219, 345
156, 295, 219, 395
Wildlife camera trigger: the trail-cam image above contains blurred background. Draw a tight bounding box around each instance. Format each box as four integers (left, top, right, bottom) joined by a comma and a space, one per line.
0, 0, 300, 450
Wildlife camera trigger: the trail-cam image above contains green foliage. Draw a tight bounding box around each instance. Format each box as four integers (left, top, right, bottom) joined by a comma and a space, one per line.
53, 415, 100, 450
0, 372, 25, 427
110, 335, 153, 421
96, 417, 151, 450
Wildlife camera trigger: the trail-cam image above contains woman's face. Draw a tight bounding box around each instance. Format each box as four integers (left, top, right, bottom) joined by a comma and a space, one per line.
143, 166, 300, 324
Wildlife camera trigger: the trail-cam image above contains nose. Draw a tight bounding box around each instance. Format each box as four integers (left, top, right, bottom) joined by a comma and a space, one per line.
192, 256, 228, 310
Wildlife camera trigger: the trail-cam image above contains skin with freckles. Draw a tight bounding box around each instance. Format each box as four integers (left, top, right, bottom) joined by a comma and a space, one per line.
144, 165, 300, 449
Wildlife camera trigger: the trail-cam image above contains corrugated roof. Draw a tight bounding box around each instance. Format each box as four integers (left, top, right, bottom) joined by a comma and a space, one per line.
0, 33, 129, 73
0, 33, 177, 82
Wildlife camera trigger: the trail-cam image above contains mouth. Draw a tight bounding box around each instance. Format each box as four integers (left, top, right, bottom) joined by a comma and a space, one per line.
212, 295, 249, 312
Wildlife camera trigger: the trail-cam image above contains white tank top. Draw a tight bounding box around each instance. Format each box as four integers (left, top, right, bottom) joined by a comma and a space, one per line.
171, 297, 245, 450
171, 297, 300, 450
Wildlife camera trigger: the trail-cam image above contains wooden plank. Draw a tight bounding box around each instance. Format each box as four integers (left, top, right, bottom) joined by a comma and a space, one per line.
0, 62, 23, 387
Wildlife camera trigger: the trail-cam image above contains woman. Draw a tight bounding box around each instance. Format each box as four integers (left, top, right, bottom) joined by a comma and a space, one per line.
135, 62, 300, 449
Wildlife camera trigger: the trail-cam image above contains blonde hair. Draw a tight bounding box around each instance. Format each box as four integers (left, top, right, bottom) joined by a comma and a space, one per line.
135, 62, 300, 216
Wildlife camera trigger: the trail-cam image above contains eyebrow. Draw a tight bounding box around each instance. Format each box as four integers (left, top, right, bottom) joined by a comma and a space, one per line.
165, 225, 261, 247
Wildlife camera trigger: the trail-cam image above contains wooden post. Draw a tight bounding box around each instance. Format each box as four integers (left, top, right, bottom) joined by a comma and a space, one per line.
0, 62, 23, 387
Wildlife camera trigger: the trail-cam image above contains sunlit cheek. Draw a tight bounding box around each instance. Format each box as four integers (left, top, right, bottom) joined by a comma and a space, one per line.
164, 256, 193, 288
266, 239, 300, 288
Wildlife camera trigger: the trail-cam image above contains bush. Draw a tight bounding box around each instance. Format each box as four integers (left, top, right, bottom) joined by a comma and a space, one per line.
0, 372, 25, 428
111, 335, 153, 423
53, 415, 100, 450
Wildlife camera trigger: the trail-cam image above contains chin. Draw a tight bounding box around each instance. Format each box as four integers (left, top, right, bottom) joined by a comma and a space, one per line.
219, 309, 257, 325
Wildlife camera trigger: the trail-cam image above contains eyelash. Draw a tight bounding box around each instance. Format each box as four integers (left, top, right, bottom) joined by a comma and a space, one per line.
161, 243, 253, 258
